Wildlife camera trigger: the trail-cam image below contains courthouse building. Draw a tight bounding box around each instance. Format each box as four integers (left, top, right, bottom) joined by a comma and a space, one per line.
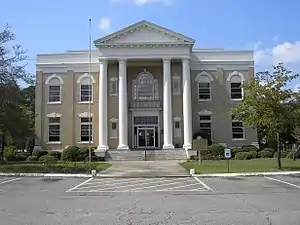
35, 20, 258, 151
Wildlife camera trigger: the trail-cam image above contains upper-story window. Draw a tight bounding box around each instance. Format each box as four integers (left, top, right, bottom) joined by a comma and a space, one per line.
172, 75, 181, 95
77, 73, 95, 103
45, 74, 64, 104
109, 77, 118, 96
227, 71, 245, 100
132, 70, 158, 100
195, 71, 213, 101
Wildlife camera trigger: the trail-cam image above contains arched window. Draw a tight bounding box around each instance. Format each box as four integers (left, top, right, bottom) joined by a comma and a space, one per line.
227, 71, 245, 100
195, 71, 213, 101
133, 71, 158, 100
45, 74, 64, 103
77, 73, 95, 102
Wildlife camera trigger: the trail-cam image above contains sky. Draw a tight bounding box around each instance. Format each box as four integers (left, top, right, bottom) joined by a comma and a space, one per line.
1, 0, 300, 89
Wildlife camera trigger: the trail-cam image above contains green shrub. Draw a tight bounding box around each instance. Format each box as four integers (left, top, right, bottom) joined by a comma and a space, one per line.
26, 155, 38, 161
234, 152, 247, 160
259, 150, 273, 158
263, 148, 276, 154
241, 145, 259, 152
61, 146, 79, 161
15, 153, 27, 161
273, 151, 288, 158
39, 155, 57, 164
4, 146, 16, 161
32, 149, 48, 159
48, 151, 61, 160
286, 152, 294, 159
234, 151, 258, 160
208, 144, 225, 157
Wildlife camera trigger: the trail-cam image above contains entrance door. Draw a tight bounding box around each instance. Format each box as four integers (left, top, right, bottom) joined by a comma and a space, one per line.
137, 127, 155, 148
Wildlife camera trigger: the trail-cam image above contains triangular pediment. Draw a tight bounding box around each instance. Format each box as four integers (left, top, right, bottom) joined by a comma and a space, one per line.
94, 20, 195, 46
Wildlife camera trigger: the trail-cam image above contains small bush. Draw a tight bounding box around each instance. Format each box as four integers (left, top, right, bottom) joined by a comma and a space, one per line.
286, 152, 294, 159
32, 149, 48, 159
241, 145, 259, 152
259, 150, 273, 158
208, 144, 225, 157
273, 151, 288, 158
4, 146, 16, 161
26, 155, 38, 161
234, 151, 258, 160
39, 155, 57, 164
15, 153, 27, 161
48, 151, 61, 160
61, 146, 79, 161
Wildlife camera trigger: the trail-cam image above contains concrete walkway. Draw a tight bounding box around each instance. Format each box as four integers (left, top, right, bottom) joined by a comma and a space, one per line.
98, 160, 189, 177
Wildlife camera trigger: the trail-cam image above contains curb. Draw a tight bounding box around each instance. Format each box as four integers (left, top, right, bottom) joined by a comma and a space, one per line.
95, 174, 191, 178
190, 171, 300, 178
0, 173, 92, 178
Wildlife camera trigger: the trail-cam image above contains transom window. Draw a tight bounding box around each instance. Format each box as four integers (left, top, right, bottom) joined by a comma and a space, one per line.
134, 116, 158, 125
48, 117, 60, 142
80, 117, 93, 142
199, 115, 212, 140
133, 71, 158, 100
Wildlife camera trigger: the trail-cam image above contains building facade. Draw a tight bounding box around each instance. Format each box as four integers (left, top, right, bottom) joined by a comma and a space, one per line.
35, 20, 258, 151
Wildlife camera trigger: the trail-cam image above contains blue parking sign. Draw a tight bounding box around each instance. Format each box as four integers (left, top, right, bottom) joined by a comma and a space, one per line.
224, 148, 231, 158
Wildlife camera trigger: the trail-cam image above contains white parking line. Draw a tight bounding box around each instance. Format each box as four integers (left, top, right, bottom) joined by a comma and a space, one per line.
265, 176, 300, 189
76, 178, 163, 190
157, 182, 204, 191
192, 176, 214, 192
66, 177, 94, 192
94, 177, 188, 192
0, 177, 22, 185
126, 178, 194, 192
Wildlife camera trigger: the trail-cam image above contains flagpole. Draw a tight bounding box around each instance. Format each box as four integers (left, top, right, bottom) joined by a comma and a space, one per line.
88, 18, 92, 162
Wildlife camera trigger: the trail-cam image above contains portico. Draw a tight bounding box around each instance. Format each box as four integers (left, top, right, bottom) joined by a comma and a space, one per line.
96, 57, 193, 150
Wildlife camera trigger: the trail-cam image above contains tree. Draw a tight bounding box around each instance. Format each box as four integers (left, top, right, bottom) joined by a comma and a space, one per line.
0, 24, 33, 162
231, 62, 300, 169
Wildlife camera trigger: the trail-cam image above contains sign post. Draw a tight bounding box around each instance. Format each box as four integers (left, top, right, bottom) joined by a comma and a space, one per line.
192, 138, 208, 165
224, 148, 231, 173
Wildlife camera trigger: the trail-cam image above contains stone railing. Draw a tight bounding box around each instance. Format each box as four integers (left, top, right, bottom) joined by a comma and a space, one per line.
129, 100, 162, 109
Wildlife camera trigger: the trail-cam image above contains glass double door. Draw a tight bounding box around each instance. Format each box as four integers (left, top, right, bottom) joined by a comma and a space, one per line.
137, 127, 156, 148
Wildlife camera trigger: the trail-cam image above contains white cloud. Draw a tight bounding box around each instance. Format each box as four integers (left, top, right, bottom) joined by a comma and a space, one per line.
254, 41, 300, 67
110, 0, 173, 6
98, 17, 111, 33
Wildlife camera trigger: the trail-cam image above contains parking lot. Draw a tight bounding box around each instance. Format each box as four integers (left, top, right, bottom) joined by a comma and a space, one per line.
1, 175, 300, 224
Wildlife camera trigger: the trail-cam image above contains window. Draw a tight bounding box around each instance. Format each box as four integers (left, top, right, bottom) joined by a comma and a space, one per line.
48, 117, 60, 142
80, 117, 93, 142
46, 74, 63, 104
109, 118, 118, 138
80, 84, 92, 102
198, 82, 210, 100
195, 72, 213, 101
109, 78, 118, 96
232, 120, 244, 139
77, 74, 95, 103
49, 86, 60, 102
173, 118, 181, 138
133, 71, 159, 100
199, 115, 212, 139
172, 76, 181, 95
227, 71, 245, 100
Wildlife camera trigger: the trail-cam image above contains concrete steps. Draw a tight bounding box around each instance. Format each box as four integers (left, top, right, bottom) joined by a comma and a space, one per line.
102, 149, 191, 161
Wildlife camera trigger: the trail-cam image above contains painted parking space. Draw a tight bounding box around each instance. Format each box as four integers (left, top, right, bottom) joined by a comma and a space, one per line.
0, 177, 22, 185
67, 177, 212, 193
265, 174, 300, 189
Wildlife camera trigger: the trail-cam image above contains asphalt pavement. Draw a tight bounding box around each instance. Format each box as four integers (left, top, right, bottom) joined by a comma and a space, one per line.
0, 175, 300, 224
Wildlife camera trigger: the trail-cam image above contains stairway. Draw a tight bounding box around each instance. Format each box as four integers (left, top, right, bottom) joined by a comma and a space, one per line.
102, 149, 191, 161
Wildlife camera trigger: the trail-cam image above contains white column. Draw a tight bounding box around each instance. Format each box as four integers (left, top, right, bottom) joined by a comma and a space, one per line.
163, 58, 174, 149
97, 58, 109, 150
118, 59, 129, 149
182, 57, 192, 149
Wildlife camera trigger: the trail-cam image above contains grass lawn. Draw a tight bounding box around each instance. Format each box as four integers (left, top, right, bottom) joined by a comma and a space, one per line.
180, 158, 300, 174
0, 162, 111, 174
